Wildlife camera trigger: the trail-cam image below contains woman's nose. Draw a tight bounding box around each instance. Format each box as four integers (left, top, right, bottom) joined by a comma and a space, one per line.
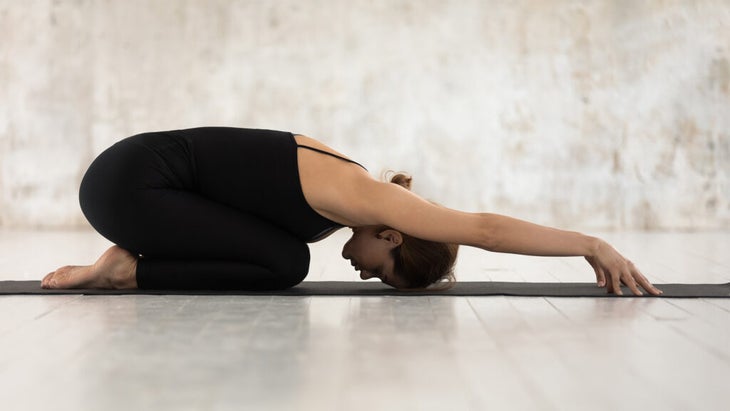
341, 239, 353, 259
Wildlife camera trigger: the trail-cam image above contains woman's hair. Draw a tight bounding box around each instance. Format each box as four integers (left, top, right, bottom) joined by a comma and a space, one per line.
379, 171, 459, 291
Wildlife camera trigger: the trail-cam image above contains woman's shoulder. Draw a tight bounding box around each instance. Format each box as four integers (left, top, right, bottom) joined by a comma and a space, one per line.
293, 134, 374, 225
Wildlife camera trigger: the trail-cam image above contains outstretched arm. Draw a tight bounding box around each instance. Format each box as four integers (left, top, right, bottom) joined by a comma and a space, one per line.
474, 212, 597, 256
465, 213, 661, 296
342, 180, 662, 296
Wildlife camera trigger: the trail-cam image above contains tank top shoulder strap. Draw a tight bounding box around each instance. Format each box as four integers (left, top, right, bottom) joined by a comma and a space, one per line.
296, 144, 368, 171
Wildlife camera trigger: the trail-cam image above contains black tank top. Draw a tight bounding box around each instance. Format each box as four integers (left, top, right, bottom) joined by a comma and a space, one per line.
292, 135, 368, 241
163, 127, 366, 243
292, 134, 368, 242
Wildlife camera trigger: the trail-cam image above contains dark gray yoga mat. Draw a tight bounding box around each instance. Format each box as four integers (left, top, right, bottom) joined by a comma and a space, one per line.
1, 280, 728, 297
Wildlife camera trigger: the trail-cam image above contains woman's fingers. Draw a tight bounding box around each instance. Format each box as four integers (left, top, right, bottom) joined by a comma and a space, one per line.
586, 257, 606, 287
609, 269, 622, 295
604, 264, 663, 296
588, 243, 662, 297
631, 265, 663, 296
621, 270, 643, 296
605, 271, 615, 294
596, 266, 606, 287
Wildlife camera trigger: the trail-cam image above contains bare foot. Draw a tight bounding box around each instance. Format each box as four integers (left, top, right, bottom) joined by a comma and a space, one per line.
41, 245, 138, 289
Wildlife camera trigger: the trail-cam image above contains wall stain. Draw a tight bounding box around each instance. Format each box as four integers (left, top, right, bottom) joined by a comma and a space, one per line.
676, 118, 716, 177
499, 102, 535, 134
612, 150, 622, 173
633, 200, 659, 230
709, 57, 730, 95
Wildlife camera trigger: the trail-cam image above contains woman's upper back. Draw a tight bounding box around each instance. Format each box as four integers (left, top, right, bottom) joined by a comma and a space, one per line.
293, 134, 375, 227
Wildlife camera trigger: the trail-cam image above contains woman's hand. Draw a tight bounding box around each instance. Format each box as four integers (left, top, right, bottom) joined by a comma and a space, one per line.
585, 239, 662, 296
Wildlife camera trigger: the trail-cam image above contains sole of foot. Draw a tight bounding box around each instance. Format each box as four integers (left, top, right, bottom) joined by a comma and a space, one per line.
41, 245, 138, 289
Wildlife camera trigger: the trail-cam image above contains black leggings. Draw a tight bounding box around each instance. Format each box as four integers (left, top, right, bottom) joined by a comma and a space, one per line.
79, 132, 310, 290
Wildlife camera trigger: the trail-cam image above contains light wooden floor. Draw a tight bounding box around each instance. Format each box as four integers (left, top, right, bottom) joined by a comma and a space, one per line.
1, 229, 728, 411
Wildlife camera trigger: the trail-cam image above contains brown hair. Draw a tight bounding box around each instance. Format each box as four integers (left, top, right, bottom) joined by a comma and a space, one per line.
380, 171, 459, 291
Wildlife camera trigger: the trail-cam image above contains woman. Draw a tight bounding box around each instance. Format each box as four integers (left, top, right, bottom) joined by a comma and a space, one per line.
42, 127, 662, 296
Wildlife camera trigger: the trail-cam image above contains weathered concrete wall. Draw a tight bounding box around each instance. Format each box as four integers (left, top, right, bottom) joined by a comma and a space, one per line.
1, 0, 728, 230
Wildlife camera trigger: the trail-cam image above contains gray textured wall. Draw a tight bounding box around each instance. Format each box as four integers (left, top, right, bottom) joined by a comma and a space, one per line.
1, 0, 728, 230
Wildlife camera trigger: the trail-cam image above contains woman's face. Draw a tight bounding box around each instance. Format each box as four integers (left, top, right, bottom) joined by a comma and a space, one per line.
341, 226, 408, 288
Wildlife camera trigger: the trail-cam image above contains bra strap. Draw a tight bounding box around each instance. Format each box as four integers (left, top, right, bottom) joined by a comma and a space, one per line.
296, 145, 368, 171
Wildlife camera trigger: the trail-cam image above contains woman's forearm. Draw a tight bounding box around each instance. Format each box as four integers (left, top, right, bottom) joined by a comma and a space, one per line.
479, 213, 600, 257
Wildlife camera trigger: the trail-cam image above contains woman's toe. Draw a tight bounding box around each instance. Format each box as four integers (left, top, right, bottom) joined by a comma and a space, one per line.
41, 271, 55, 288
50, 267, 72, 288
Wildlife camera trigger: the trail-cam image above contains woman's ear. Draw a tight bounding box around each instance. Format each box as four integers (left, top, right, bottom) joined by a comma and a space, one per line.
377, 229, 403, 246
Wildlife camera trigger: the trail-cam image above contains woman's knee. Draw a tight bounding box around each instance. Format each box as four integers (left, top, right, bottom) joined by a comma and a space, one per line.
79, 143, 138, 233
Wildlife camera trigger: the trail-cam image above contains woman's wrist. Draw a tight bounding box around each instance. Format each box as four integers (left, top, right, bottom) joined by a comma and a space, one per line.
584, 235, 603, 258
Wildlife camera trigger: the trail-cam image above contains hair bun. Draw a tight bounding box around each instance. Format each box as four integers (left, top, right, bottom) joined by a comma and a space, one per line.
389, 172, 412, 190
